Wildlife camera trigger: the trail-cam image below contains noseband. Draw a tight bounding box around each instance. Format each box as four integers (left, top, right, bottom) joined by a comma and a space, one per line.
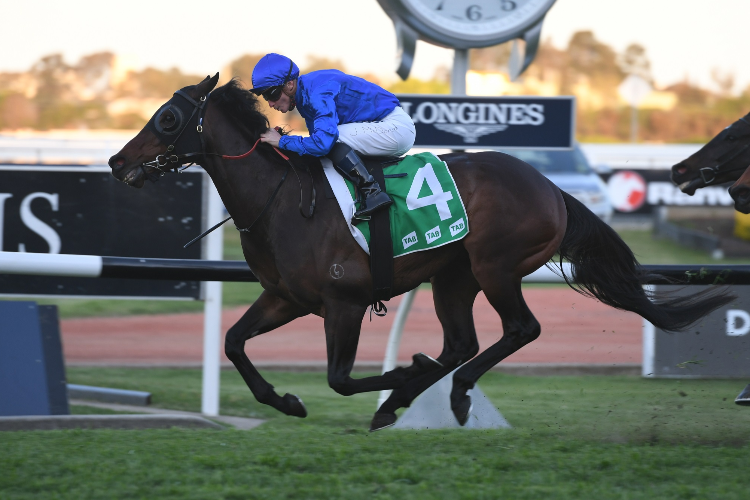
698, 116, 750, 185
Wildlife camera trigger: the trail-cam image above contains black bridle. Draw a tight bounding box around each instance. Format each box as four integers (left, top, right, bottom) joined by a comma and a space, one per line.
141, 89, 316, 247
142, 90, 211, 180
697, 116, 750, 185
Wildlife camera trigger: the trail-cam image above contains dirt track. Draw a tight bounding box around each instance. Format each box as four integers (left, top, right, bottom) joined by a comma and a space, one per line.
61, 288, 642, 368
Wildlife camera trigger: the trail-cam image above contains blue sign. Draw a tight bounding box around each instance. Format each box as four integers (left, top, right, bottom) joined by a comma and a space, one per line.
396, 95, 575, 150
0, 301, 69, 416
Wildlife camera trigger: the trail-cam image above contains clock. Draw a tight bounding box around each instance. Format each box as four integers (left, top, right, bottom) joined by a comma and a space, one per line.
377, 0, 557, 80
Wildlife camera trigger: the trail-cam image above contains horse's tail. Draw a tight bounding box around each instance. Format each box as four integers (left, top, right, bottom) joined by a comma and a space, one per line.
555, 190, 734, 332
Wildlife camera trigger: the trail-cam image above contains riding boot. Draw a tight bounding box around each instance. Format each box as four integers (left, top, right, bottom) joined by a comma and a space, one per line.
327, 142, 392, 219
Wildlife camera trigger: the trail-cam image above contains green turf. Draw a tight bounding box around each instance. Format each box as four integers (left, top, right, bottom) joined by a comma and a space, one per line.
3, 368, 746, 499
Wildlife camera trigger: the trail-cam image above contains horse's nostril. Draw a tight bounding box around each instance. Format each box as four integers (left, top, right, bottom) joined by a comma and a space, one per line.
677, 167, 687, 175
108, 155, 126, 169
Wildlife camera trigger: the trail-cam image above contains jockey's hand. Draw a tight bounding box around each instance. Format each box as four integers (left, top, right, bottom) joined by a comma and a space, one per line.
260, 128, 282, 148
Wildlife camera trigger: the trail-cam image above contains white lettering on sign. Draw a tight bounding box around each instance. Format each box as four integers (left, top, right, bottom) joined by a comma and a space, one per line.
425, 225, 441, 244
410, 102, 546, 127
449, 218, 466, 237
406, 164, 453, 221
647, 182, 733, 206
402, 231, 418, 250
18, 192, 61, 254
0, 193, 12, 251
727, 309, 750, 336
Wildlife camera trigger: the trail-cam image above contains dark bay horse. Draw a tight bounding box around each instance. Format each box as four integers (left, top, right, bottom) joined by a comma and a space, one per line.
671, 113, 750, 405
671, 112, 750, 209
109, 75, 733, 431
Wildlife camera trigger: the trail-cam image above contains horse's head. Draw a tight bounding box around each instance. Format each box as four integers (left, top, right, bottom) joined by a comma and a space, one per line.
108, 73, 220, 188
671, 113, 750, 195
729, 168, 750, 213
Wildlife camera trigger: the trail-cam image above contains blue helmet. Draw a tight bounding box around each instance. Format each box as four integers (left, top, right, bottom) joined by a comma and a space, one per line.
250, 53, 300, 94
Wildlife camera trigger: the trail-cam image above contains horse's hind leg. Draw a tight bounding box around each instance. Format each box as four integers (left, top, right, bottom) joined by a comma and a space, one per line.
450, 275, 540, 425
224, 290, 309, 417
370, 257, 481, 431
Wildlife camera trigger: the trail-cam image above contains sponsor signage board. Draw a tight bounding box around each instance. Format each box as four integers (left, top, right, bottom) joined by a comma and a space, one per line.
396, 94, 575, 150
601, 169, 734, 215
0, 166, 205, 299
644, 285, 750, 378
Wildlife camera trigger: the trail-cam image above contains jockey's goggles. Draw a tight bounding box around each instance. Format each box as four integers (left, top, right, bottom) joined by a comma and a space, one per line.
260, 85, 284, 102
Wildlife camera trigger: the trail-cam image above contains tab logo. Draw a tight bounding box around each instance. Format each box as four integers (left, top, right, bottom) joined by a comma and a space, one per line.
425, 225, 441, 244
449, 218, 466, 237
402, 231, 418, 249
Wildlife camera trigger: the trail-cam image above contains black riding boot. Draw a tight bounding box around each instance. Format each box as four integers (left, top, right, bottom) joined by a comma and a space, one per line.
327, 142, 392, 219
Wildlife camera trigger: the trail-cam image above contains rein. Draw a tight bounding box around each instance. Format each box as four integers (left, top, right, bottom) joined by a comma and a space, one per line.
140, 90, 316, 248
698, 116, 750, 185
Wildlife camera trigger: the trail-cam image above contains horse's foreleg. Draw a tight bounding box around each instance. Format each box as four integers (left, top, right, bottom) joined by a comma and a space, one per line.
224, 290, 308, 417
324, 300, 412, 396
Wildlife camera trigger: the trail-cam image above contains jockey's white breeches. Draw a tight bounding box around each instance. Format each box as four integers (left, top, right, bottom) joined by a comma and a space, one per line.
336, 106, 415, 157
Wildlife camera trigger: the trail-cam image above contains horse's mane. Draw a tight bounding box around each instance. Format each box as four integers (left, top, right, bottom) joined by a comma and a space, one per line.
210, 78, 270, 138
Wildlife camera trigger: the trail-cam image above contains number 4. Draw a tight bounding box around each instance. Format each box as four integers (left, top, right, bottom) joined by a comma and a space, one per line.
406, 164, 453, 221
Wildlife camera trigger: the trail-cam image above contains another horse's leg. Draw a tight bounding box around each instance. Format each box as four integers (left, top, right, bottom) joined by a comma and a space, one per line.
450, 276, 540, 425
370, 258, 481, 431
224, 290, 309, 417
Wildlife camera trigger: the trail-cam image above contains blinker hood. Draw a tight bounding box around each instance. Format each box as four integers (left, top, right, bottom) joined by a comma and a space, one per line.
145, 90, 206, 158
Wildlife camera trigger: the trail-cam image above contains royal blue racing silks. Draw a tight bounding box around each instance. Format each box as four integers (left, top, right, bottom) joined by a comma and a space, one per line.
278, 70, 401, 157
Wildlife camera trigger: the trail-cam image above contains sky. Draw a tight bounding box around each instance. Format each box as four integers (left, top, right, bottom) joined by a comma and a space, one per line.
3, 0, 749, 93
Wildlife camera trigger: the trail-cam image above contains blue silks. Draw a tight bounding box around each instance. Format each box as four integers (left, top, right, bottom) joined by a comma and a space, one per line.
278, 70, 400, 157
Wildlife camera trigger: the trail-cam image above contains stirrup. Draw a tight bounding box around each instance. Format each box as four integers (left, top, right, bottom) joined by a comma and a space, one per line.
354, 196, 392, 219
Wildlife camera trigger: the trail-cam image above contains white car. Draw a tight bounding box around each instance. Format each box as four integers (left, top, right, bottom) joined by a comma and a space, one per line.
503, 145, 614, 224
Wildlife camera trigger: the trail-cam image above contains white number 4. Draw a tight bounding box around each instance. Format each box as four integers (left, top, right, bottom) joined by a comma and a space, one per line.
406, 164, 453, 221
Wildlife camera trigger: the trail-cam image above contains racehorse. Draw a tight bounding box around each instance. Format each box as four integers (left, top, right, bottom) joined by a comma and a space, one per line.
728, 168, 750, 213
109, 75, 733, 431
671, 113, 750, 405
671, 112, 750, 209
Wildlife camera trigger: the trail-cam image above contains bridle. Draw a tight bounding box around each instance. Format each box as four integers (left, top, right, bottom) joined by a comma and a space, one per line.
141, 88, 316, 247
141, 89, 211, 179
697, 116, 750, 185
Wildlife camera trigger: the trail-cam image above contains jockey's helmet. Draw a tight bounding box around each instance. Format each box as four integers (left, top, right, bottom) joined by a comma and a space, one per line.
250, 53, 299, 96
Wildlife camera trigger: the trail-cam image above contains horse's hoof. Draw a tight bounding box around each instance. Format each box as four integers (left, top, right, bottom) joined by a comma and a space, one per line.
369, 412, 397, 432
283, 393, 307, 418
413, 352, 443, 371
452, 396, 472, 426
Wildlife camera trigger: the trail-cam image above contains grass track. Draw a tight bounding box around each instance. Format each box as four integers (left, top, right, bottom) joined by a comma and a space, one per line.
2, 368, 750, 499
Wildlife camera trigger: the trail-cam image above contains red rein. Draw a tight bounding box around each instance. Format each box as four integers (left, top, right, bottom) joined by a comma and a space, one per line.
220, 130, 290, 161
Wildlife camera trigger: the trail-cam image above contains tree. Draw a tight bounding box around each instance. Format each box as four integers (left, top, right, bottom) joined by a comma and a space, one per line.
711, 68, 735, 97
469, 44, 512, 72
618, 43, 652, 83
226, 54, 265, 88
302, 56, 346, 74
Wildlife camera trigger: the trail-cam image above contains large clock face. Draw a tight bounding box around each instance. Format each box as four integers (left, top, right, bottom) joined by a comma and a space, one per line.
401, 0, 554, 43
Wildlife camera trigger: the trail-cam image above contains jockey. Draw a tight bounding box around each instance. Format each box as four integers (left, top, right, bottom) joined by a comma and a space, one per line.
251, 53, 416, 219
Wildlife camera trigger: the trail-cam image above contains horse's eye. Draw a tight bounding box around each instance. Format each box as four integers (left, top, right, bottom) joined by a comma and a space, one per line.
161, 110, 178, 129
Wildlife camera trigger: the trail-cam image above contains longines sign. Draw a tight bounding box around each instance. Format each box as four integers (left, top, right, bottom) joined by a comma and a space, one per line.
396, 95, 575, 150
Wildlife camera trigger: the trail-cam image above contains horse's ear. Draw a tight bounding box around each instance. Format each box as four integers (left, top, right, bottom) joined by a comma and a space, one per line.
197, 73, 220, 94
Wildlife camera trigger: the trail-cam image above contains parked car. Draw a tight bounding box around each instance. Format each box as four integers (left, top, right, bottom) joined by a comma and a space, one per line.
503, 145, 614, 224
